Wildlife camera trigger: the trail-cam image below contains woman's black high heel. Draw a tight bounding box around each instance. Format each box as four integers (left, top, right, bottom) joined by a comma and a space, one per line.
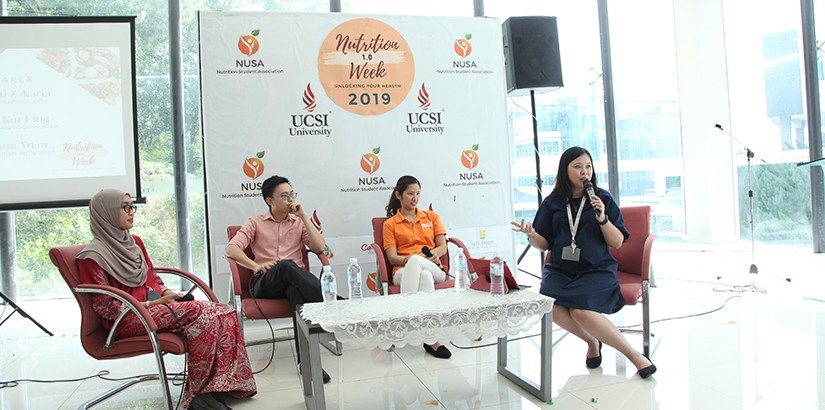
637, 355, 657, 379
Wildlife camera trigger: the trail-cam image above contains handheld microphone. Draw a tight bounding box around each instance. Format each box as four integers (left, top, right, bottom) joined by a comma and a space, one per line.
421, 246, 447, 274
583, 179, 602, 217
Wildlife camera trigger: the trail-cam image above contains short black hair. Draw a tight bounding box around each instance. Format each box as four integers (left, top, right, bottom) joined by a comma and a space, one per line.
261, 175, 290, 206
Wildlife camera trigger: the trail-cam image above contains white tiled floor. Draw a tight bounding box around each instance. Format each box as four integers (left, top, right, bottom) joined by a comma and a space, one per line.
2, 241, 825, 409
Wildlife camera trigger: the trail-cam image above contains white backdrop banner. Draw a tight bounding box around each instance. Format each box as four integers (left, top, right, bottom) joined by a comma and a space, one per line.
199, 11, 514, 301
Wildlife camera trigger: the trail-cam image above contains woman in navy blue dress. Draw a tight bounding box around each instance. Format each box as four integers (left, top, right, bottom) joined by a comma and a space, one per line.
512, 146, 656, 378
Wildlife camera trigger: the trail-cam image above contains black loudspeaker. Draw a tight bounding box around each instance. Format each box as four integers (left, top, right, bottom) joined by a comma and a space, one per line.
502, 16, 563, 95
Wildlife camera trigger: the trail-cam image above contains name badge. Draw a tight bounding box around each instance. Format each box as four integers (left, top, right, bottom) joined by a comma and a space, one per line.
561, 246, 581, 261
421, 222, 433, 228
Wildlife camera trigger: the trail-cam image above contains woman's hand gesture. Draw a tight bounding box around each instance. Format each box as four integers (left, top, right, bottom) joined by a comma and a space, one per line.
511, 219, 534, 235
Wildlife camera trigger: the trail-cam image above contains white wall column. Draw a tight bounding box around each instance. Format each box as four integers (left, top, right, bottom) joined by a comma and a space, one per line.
673, 0, 739, 243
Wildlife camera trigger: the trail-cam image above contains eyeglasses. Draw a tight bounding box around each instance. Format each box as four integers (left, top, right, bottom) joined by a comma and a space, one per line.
275, 192, 298, 201
121, 204, 137, 213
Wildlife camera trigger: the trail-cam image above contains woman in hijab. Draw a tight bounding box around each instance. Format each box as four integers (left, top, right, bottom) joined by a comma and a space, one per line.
76, 189, 256, 410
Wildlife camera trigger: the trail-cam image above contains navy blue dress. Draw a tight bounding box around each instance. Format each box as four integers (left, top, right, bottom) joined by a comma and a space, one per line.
532, 189, 630, 314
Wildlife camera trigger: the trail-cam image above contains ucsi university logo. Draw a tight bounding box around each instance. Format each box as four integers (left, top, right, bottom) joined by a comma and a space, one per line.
405, 83, 444, 134
460, 144, 484, 180
359, 147, 385, 186
453, 33, 477, 69
240, 151, 266, 192
237, 29, 265, 68
311, 211, 335, 258
289, 83, 332, 137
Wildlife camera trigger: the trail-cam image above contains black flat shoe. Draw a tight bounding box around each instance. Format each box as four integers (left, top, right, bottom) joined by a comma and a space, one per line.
211, 392, 231, 408
586, 341, 602, 369
423, 343, 452, 359
189, 393, 231, 410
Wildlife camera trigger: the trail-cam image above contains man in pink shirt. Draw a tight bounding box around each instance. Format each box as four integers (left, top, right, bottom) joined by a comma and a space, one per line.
226, 175, 331, 383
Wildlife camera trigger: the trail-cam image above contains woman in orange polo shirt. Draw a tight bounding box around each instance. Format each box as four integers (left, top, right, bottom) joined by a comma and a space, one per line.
383, 175, 452, 359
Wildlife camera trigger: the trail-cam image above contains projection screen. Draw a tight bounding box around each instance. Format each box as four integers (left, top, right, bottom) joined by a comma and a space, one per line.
0, 16, 140, 211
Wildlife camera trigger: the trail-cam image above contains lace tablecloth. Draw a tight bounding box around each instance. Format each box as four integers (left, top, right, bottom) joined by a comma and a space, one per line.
300, 289, 554, 350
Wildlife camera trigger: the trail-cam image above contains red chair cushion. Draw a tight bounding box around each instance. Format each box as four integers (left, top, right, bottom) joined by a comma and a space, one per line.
616, 270, 642, 305
241, 298, 293, 320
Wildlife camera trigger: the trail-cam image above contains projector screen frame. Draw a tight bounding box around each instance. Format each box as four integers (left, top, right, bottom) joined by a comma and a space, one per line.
0, 15, 142, 212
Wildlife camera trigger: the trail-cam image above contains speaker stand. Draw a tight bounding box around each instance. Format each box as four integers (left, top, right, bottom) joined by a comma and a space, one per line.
0, 290, 53, 336
514, 90, 547, 280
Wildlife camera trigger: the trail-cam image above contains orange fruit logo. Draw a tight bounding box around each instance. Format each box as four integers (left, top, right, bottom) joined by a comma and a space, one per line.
366, 271, 379, 293
461, 144, 479, 170
360, 147, 381, 174
238, 29, 260, 56
242, 151, 265, 179
454, 34, 472, 58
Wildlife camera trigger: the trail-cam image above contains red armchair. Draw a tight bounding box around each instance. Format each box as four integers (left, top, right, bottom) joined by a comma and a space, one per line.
225, 225, 340, 355
49, 244, 219, 410
369, 217, 473, 295
542, 205, 656, 356
611, 205, 656, 357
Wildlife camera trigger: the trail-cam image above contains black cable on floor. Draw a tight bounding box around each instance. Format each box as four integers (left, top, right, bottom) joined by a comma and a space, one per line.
616, 295, 743, 330
0, 370, 185, 389
162, 303, 188, 410
248, 275, 277, 375
449, 328, 568, 350
0, 370, 114, 389
449, 295, 744, 350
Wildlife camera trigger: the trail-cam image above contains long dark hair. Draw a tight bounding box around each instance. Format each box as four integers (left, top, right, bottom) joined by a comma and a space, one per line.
551, 146, 598, 200
385, 175, 420, 217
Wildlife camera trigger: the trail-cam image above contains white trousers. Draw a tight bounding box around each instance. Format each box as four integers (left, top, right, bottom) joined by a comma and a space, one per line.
392, 254, 446, 294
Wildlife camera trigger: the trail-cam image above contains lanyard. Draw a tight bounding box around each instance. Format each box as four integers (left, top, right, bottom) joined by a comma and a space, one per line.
566, 197, 586, 249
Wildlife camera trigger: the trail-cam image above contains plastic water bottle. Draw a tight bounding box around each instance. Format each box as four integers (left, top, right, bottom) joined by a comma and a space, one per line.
490, 254, 505, 297
320, 266, 337, 303
454, 252, 469, 292
347, 258, 363, 304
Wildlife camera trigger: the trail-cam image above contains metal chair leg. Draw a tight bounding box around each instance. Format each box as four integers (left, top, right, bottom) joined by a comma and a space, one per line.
81, 332, 175, 410
642, 280, 651, 358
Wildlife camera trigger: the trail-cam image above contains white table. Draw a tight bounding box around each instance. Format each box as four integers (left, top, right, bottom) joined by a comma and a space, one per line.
298, 288, 555, 409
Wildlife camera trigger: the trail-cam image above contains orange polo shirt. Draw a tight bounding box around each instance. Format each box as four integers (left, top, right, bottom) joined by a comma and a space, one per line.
383, 209, 446, 273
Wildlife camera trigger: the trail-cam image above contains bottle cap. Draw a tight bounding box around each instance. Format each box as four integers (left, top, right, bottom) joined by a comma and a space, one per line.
349, 257, 358, 263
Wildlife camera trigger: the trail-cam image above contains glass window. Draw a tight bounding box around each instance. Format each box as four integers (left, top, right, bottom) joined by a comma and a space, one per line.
539, 140, 561, 156
515, 142, 533, 158
486, 0, 605, 271
724, 0, 812, 246
6, 0, 175, 297
609, 0, 683, 237
342, 0, 473, 16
